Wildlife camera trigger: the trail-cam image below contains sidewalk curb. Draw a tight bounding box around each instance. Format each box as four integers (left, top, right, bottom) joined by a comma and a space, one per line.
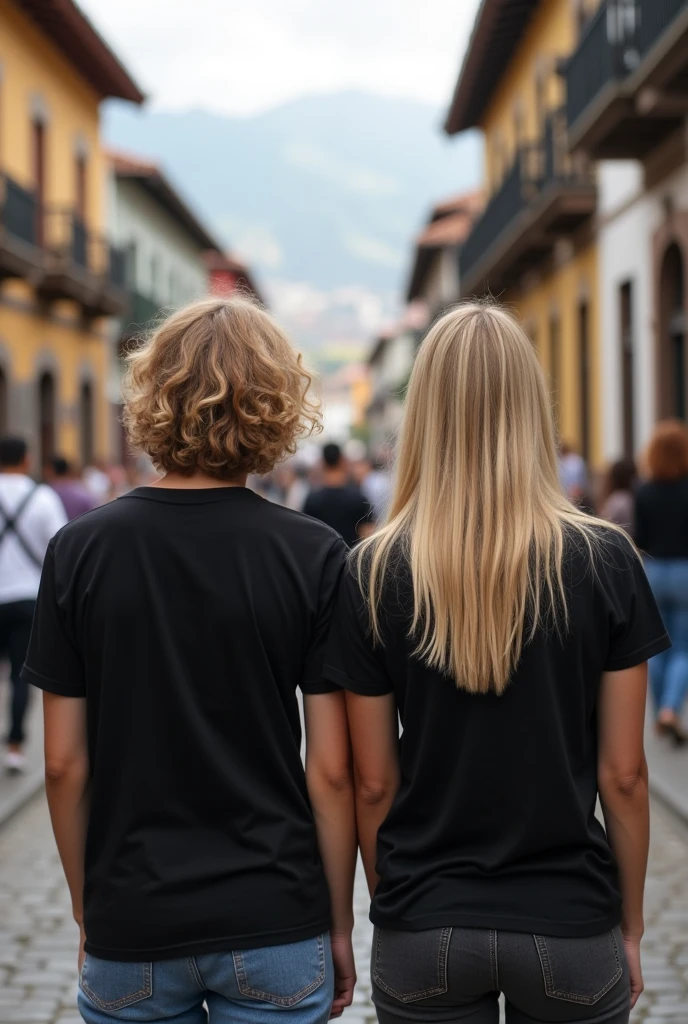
649, 775, 688, 830
0, 771, 43, 830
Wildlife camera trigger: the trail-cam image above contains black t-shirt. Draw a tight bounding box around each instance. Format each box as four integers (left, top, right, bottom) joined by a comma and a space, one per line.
324, 529, 669, 938
22, 486, 346, 961
303, 485, 371, 548
635, 477, 688, 558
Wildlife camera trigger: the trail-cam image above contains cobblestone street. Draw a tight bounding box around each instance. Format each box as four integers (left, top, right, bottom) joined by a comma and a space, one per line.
0, 794, 687, 1023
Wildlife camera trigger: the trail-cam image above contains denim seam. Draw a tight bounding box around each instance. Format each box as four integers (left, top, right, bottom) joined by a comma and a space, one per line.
534, 932, 623, 1005
187, 956, 205, 991
373, 927, 452, 1004
233, 935, 326, 1007
80, 962, 153, 1011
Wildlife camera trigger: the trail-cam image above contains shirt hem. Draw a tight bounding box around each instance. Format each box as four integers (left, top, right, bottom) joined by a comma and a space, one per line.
369, 909, 622, 939
21, 662, 85, 698
323, 664, 393, 696
605, 632, 671, 671
83, 917, 332, 962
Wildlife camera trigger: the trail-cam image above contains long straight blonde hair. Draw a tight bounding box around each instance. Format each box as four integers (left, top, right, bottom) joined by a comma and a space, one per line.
359, 302, 612, 695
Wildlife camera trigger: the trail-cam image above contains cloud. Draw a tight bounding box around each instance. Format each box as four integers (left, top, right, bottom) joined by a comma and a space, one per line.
78, 0, 479, 116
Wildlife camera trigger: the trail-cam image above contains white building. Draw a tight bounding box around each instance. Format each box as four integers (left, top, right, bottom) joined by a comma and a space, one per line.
106, 151, 221, 460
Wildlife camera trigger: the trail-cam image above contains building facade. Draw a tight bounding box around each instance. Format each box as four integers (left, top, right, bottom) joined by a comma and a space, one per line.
107, 152, 222, 461
446, 0, 603, 467
574, 2, 688, 462
0, 0, 142, 469
407, 191, 483, 317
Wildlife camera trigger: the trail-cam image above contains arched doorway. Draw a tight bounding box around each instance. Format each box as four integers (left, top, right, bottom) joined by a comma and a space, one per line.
38, 371, 56, 471
659, 242, 686, 419
80, 380, 94, 469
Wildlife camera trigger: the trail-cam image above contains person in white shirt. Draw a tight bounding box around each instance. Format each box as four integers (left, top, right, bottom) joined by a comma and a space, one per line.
0, 437, 67, 772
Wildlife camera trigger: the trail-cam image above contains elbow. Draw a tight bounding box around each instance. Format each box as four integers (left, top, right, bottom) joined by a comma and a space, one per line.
45, 756, 89, 785
306, 763, 354, 797
356, 776, 396, 807
599, 762, 648, 801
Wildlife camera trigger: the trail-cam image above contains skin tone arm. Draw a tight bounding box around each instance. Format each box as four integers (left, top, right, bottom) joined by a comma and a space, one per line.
42, 692, 90, 971
345, 692, 400, 895
304, 692, 357, 1019
597, 663, 650, 1010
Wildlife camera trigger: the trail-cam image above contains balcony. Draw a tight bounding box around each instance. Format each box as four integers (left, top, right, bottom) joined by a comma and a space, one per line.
565, 0, 688, 159
0, 174, 43, 280
459, 112, 596, 297
38, 209, 129, 317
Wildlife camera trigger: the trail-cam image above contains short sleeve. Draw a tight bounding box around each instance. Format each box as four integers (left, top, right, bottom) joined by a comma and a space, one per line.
603, 533, 671, 671
21, 541, 85, 697
323, 563, 394, 696
301, 537, 348, 694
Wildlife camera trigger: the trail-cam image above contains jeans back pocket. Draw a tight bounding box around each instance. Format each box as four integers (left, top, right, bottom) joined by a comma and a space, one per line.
534, 930, 623, 1006
373, 927, 452, 1004
233, 934, 327, 1007
79, 956, 153, 1012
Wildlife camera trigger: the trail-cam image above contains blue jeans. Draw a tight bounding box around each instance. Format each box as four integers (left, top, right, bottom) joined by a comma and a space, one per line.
77, 934, 333, 1024
644, 558, 688, 714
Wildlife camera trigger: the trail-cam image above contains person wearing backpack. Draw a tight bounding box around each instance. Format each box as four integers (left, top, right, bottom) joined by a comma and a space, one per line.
0, 436, 67, 773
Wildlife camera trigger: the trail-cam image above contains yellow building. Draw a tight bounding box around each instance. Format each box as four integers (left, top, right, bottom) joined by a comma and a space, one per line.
446, 0, 603, 468
0, 0, 143, 469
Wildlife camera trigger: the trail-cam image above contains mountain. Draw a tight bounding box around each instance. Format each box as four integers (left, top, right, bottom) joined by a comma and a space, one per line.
103, 92, 481, 354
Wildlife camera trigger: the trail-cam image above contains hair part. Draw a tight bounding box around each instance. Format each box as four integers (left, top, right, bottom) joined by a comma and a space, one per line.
356, 301, 622, 696
123, 296, 320, 480
645, 419, 688, 482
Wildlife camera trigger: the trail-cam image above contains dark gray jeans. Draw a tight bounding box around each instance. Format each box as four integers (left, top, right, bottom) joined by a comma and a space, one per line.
371, 926, 630, 1024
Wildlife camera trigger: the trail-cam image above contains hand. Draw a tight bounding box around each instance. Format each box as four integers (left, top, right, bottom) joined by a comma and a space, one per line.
77, 923, 86, 977
623, 933, 643, 1009
330, 931, 356, 1019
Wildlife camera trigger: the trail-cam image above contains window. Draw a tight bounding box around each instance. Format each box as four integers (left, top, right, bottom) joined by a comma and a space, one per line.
549, 313, 561, 430
38, 371, 56, 470
0, 367, 7, 435
619, 281, 635, 457
75, 153, 87, 221
578, 299, 591, 463
80, 381, 94, 468
32, 120, 45, 244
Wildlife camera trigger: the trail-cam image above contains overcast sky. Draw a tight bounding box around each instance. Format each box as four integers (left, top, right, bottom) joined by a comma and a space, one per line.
78, 0, 479, 117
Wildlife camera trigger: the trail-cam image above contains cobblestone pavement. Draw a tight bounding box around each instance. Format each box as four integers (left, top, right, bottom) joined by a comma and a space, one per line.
0, 796, 687, 1024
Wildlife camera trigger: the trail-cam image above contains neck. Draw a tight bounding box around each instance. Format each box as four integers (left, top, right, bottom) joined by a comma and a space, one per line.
323, 468, 347, 487
153, 470, 248, 490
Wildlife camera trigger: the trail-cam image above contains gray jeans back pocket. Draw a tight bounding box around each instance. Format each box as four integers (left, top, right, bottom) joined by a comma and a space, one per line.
534, 930, 623, 1005
373, 926, 452, 1004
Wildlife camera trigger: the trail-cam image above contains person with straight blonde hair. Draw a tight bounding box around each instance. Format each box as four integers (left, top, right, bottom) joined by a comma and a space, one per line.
22, 297, 358, 1023
324, 302, 669, 1024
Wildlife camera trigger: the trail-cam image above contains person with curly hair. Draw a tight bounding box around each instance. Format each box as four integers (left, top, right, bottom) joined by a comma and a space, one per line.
22, 298, 357, 1023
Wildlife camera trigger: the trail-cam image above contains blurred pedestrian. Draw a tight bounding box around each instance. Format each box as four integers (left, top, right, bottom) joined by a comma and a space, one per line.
281, 459, 311, 511
325, 304, 668, 1020
600, 458, 636, 535
0, 437, 66, 773
347, 444, 391, 525
46, 455, 97, 521
82, 459, 111, 504
303, 442, 373, 546
636, 420, 688, 745
24, 298, 356, 1021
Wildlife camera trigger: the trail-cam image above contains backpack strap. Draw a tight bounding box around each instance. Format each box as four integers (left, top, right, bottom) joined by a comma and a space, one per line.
0, 483, 44, 570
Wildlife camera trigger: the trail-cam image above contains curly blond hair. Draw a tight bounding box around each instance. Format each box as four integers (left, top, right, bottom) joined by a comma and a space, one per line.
123, 296, 320, 479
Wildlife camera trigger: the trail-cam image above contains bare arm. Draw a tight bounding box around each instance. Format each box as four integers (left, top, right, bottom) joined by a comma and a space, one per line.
43, 692, 90, 966
304, 692, 357, 1018
345, 691, 400, 895
598, 663, 650, 1008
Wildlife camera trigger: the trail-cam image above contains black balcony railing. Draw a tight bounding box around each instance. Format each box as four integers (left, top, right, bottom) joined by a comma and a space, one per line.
129, 291, 161, 328
460, 157, 529, 287
72, 216, 88, 268
1, 175, 38, 247
566, 0, 688, 135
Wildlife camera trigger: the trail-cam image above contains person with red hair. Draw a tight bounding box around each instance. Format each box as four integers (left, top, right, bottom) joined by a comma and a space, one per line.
635, 419, 688, 745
